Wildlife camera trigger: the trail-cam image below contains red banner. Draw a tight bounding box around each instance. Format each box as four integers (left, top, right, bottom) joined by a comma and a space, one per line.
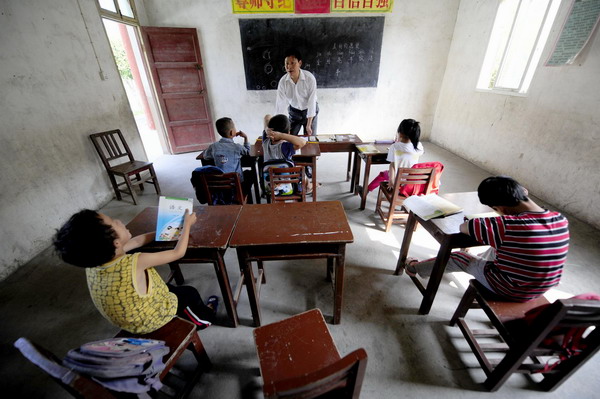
295, 0, 330, 14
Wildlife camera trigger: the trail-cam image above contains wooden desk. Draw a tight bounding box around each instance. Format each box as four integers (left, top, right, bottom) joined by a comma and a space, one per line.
253, 140, 321, 202
196, 151, 261, 204
229, 201, 354, 326
353, 143, 390, 210
395, 192, 493, 314
126, 206, 242, 327
302, 134, 363, 183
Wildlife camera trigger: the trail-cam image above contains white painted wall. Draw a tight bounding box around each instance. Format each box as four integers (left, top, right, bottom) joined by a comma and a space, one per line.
0, 0, 145, 279
0, 0, 462, 279
141, 0, 460, 141
431, 0, 600, 229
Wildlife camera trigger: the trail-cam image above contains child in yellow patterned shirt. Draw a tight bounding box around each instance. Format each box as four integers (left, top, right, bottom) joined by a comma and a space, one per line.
54, 209, 218, 333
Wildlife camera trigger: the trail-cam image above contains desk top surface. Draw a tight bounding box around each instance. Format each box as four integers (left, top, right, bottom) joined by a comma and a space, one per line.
422, 192, 494, 236
126, 206, 242, 250
356, 143, 390, 155
252, 140, 321, 157
230, 201, 354, 247
254, 309, 341, 389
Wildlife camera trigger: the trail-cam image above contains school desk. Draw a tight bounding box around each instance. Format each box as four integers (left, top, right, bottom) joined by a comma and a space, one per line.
196, 151, 261, 204
353, 143, 390, 210
253, 140, 321, 202
300, 134, 364, 184
229, 201, 354, 326
395, 192, 493, 314
126, 206, 242, 327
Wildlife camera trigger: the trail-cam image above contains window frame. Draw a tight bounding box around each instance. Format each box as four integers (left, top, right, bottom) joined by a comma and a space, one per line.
477, 0, 562, 96
97, 0, 138, 25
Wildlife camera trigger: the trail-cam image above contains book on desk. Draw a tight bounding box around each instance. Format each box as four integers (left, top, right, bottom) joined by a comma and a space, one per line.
403, 194, 463, 221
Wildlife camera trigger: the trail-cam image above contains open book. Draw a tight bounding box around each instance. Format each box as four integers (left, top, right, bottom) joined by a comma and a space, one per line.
155, 196, 193, 241
403, 194, 463, 221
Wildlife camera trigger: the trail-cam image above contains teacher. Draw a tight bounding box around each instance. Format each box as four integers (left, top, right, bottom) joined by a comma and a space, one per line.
275, 48, 319, 136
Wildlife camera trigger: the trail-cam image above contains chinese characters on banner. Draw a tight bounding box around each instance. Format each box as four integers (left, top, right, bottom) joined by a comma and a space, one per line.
232, 0, 393, 13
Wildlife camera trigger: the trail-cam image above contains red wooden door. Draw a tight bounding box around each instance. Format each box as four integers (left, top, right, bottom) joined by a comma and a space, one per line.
141, 27, 214, 153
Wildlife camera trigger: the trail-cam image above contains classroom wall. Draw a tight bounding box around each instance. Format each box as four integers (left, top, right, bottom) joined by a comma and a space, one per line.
140, 0, 460, 141
0, 0, 145, 279
0, 0, 461, 280
431, 0, 600, 229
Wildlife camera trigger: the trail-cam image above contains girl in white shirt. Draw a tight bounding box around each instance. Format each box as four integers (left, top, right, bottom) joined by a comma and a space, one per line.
386, 119, 424, 188
367, 119, 424, 192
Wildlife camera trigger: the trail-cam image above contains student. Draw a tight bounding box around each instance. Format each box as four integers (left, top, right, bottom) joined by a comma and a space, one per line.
262, 114, 306, 162
262, 114, 312, 194
405, 176, 570, 302
53, 209, 218, 333
203, 117, 254, 188
275, 48, 319, 136
368, 119, 424, 192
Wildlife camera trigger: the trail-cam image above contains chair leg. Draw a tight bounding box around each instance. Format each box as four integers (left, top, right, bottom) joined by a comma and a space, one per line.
108, 173, 123, 200
449, 283, 477, 326
123, 175, 138, 205
136, 173, 144, 191
385, 201, 395, 232
189, 332, 212, 371
149, 165, 161, 195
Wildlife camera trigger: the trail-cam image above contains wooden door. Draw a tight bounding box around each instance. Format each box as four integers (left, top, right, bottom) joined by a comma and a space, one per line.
141, 27, 214, 153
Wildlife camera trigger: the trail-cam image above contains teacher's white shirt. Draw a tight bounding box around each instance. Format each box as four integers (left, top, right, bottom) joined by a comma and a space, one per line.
275, 69, 318, 118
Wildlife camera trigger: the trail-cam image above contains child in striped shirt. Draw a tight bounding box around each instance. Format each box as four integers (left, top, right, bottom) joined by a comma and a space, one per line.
406, 176, 569, 302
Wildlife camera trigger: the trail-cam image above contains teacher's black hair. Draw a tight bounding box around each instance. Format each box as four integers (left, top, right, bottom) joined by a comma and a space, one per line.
284, 48, 302, 62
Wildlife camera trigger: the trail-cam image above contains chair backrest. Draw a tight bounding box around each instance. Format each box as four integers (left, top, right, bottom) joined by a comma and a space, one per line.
262, 159, 295, 196
273, 348, 367, 399
397, 161, 444, 197
14, 337, 117, 399
89, 129, 135, 171
510, 295, 600, 354
191, 166, 224, 204
268, 166, 306, 203
201, 172, 245, 205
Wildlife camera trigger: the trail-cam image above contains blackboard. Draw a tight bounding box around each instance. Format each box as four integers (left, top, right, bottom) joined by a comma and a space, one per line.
239, 17, 384, 90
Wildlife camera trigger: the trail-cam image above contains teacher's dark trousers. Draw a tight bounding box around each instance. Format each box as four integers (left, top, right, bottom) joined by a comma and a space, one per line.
288, 103, 319, 136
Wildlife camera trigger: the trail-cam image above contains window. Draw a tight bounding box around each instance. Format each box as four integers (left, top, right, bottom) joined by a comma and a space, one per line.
97, 0, 137, 24
477, 0, 562, 95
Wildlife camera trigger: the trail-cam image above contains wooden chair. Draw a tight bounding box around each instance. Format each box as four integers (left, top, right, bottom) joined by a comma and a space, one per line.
15, 317, 211, 399
374, 164, 440, 232
197, 172, 249, 205
449, 280, 600, 392
90, 129, 161, 205
268, 166, 306, 203
254, 309, 367, 398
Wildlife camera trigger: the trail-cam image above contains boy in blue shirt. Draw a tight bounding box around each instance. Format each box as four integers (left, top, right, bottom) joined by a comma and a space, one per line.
204, 117, 250, 177
203, 117, 254, 199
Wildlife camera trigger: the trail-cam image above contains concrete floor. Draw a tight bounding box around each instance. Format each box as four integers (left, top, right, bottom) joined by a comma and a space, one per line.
2, 142, 599, 398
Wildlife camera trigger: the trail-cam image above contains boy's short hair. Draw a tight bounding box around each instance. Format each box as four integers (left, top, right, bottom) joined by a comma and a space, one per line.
284, 48, 302, 62
53, 210, 117, 268
267, 114, 291, 133
215, 117, 234, 138
478, 176, 529, 207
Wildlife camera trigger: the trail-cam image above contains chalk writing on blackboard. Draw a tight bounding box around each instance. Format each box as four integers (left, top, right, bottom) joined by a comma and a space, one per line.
239, 17, 384, 90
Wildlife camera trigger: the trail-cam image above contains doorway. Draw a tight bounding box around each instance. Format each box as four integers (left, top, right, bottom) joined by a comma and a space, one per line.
102, 18, 166, 161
